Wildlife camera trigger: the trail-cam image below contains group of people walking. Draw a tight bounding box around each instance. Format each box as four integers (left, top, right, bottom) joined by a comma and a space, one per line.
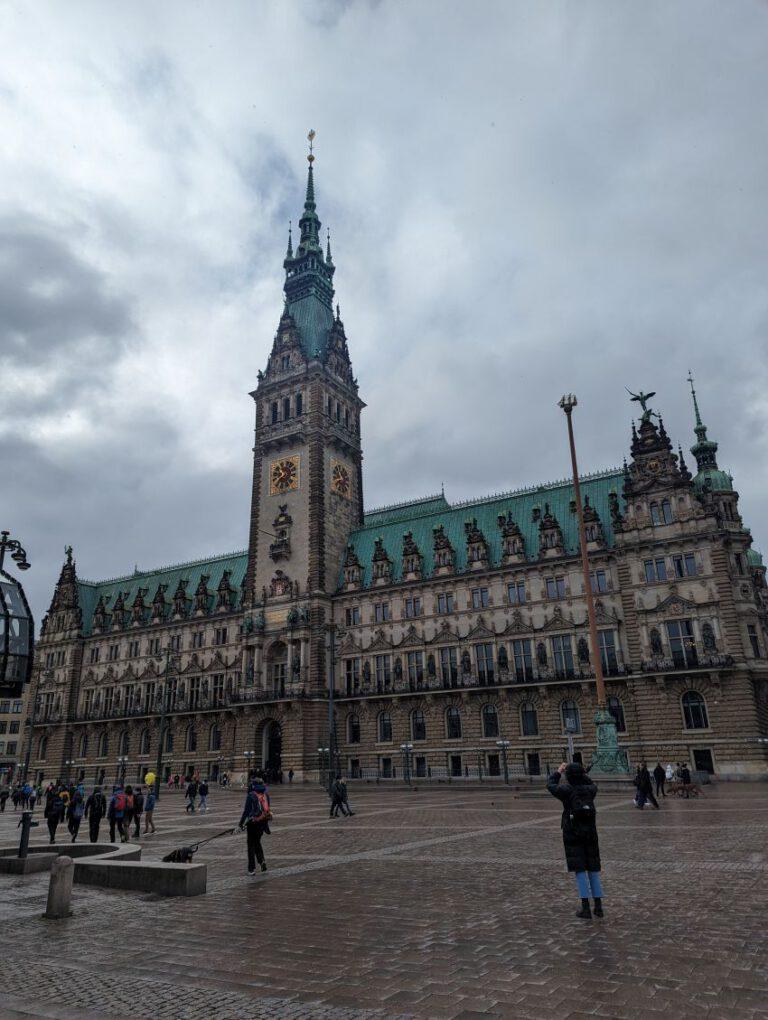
38, 781, 157, 844
1, 782, 42, 812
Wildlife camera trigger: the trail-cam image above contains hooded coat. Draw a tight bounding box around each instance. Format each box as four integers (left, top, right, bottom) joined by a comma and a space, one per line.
547, 764, 601, 872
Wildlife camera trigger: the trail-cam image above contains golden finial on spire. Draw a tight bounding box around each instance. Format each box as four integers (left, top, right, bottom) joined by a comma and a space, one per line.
307, 129, 316, 164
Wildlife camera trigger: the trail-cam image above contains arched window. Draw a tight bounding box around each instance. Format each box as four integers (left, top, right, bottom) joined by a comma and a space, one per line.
662, 499, 673, 524
446, 706, 462, 739
79, 734, 88, 758
140, 729, 151, 755
186, 726, 197, 753
650, 502, 662, 526
37, 735, 48, 759
347, 714, 361, 744
97, 732, 109, 759
164, 729, 174, 753
377, 711, 392, 743
520, 702, 538, 736
117, 730, 129, 756
607, 696, 626, 733
209, 724, 222, 751
682, 690, 709, 730
482, 704, 499, 738
560, 699, 581, 733
411, 708, 426, 742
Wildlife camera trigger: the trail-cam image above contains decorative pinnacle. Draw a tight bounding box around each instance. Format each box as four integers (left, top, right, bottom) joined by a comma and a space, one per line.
286, 220, 293, 259
326, 228, 333, 263
687, 370, 703, 428
307, 128, 316, 164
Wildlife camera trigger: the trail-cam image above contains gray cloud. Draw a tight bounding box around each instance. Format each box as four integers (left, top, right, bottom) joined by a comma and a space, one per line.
1, 0, 767, 624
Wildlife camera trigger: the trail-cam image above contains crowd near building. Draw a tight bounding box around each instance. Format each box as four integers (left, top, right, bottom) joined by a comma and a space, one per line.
25, 149, 768, 787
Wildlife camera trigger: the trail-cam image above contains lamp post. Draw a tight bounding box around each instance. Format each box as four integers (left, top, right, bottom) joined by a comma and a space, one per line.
64, 759, 77, 784
558, 394, 628, 774
326, 624, 337, 789
317, 746, 329, 788
496, 739, 511, 784
243, 750, 255, 780
116, 756, 128, 785
400, 743, 414, 786
152, 647, 179, 802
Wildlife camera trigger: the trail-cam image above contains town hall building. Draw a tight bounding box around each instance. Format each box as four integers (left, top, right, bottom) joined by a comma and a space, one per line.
28, 150, 768, 786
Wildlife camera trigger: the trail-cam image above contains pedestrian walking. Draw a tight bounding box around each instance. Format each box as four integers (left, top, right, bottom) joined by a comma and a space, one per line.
665, 763, 675, 784
288, 769, 294, 784
185, 778, 198, 813
238, 779, 272, 875
143, 788, 157, 834
124, 785, 135, 834
635, 763, 660, 809
329, 776, 348, 817
653, 762, 666, 798
108, 785, 128, 843
547, 762, 604, 919
0, 788, 8, 812
85, 786, 107, 843
339, 778, 354, 816
680, 762, 692, 798
67, 789, 85, 842
132, 786, 144, 837
198, 780, 209, 813
44, 786, 65, 844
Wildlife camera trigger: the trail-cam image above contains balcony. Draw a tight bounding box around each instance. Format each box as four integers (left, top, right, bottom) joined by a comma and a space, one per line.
71, 684, 313, 722
640, 653, 734, 674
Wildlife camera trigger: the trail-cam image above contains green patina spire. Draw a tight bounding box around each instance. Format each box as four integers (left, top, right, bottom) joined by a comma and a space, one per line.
281, 130, 336, 360
286, 220, 293, 259
326, 228, 333, 265
687, 372, 733, 493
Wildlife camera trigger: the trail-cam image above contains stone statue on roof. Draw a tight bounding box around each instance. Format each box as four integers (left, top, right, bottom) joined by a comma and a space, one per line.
626, 388, 658, 425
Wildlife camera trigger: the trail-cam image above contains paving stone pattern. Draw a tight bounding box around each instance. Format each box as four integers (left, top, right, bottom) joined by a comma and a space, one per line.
1, 782, 767, 1019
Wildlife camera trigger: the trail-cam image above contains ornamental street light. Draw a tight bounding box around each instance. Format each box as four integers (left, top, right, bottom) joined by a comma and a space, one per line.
326, 624, 337, 790
496, 739, 511, 784
317, 746, 329, 788
559, 394, 628, 774
116, 756, 128, 785
64, 759, 78, 783
243, 750, 256, 780
0, 532, 33, 698
400, 743, 414, 786
152, 647, 179, 802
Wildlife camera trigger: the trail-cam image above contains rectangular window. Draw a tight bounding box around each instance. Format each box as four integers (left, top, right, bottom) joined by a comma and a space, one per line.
345, 658, 360, 695
598, 630, 619, 673
104, 688, 114, 714
212, 674, 225, 706
735, 553, 746, 575
345, 606, 361, 626
545, 577, 566, 599
437, 593, 455, 614
0, 700, 9, 713
214, 627, 228, 646
590, 570, 608, 594
45, 652, 55, 668
380, 757, 393, 778
169, 634, 182, 652
56, 649, 66, 666
407, 651, 424, 685
673, 553, 697, 578
375, 654, 391, 689
475, 643, 495, 684
374, 602, 390, 623
89, 647, 100, 665
551, 635, 575, 677
9, 721, 20, 734
748, 624, 761, 659
189, 676, 201, 709
512, 638, 533, 682
283, 396, 291, 420
271, 401, 278, 424
0, 722, 6, 733
644, 558, 667, 583
128, 640, 140, 658
192, 631, 205, 649
12, 700, 23, 714
507, 580, 527, 605
404, 597, 422, 619
666, 619, 698, 668
471, 587, 489, 609
296, 392, 303, 415
147, 637, 160, 656
440, 646, 459, 686
107, 644, 119, 661
7, 742, 16, 754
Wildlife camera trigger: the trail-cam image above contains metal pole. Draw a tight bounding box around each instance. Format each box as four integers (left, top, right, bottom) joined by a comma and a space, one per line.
559, 396, 607, 708
154, 649, 172, 801
327, 625, 336, 791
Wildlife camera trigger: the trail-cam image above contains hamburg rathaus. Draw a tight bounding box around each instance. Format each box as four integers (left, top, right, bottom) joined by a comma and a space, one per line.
29, 142, 768, 787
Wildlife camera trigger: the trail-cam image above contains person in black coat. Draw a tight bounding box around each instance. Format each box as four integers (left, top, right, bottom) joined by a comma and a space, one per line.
547, 761, 604, 919
652, 763, 666, 798
636, 763, 660, 809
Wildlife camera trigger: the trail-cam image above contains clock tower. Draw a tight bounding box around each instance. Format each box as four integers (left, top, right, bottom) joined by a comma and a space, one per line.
244, 139, 364, 718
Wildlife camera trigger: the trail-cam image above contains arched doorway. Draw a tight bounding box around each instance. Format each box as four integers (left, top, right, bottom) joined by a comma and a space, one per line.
266, 641, 287, 697
261, 720, 282, 781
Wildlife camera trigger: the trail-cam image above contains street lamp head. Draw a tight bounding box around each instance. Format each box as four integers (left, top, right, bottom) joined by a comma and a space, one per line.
558, 393, 577, 414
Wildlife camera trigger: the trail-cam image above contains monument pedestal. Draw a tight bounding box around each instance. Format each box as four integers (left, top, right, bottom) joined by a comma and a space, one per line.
589, 707, 630, 775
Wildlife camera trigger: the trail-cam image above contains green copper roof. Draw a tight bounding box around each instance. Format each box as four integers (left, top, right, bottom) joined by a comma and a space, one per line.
343, 469, 625, 589
747, 548, 764, 568
693, 467, 734, 494
77, 550, 247, 636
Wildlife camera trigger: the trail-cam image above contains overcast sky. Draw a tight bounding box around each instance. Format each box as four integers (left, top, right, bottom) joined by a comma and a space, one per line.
2, 0, 768, 621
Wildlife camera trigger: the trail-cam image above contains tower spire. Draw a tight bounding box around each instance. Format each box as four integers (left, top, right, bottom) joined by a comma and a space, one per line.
286, 220, 293, 259
687, 370, 718, 471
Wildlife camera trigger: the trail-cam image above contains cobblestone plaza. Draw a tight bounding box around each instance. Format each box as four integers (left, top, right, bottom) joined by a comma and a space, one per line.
1, 781, 767, 1019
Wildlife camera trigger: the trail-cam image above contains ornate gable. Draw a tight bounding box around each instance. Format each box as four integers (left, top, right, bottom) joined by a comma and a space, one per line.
466, 616, 496, 641
367, 628, 393, 652
540, 604, 573, 630
397, 624, 423, 648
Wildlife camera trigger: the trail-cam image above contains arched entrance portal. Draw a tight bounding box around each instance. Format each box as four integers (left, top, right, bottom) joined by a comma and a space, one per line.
261, 720, 282, 781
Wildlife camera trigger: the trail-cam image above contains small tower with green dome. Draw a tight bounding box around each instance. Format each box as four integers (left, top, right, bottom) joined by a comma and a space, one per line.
687, 372, 734, 494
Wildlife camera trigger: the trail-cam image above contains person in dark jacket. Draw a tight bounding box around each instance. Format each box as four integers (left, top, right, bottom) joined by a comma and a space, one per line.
238, 780, 271, 875
680, 763, 692, 797
0, 787, 9, 812
653, 763, 666, 798
85, 786, 107, 842
132, 786, 144, 837
185, 779, 198, 813
636, 763, 660, 809
547, 762, 604, 919
329, 777, 349, 818
67, 789, 85, 842
44, 786, 66, 844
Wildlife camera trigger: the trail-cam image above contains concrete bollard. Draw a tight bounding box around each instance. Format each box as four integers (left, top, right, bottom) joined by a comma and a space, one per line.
44, 855, 74, 919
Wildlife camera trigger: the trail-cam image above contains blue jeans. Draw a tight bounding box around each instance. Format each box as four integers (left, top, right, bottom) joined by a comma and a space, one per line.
575, 871, 603, 898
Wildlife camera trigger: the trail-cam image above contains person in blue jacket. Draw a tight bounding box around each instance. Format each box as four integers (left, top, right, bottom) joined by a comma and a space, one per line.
238, 779, 271, 876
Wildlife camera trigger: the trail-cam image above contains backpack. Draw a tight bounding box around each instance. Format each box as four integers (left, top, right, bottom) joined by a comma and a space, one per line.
568, 787, 595, 831
250, 790, 273, 823
125, 794, 134, 811
113, 792, 126, 814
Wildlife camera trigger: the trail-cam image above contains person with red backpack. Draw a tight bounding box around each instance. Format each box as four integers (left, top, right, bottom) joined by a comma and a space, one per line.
238, 779, 272, 876
108, 785, 129, 843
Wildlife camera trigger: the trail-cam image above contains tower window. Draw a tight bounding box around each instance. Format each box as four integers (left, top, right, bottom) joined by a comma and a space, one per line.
336, 402, 341, 422
296, 392, 303, 415
281, 355, 290, 370
283, 397, 290, 420
271, 402, 278, 424
344, 408, 349, 428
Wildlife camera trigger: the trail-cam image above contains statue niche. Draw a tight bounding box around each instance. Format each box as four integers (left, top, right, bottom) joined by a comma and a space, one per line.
270, 505, 293, 562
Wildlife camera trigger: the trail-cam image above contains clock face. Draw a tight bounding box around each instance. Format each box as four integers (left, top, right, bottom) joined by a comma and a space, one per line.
331, 459, 352, 499
647, 458, 661, 474
269, 456, 300, 495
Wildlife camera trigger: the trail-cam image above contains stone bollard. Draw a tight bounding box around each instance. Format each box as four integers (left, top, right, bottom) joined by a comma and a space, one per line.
44, 856, 74, 919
